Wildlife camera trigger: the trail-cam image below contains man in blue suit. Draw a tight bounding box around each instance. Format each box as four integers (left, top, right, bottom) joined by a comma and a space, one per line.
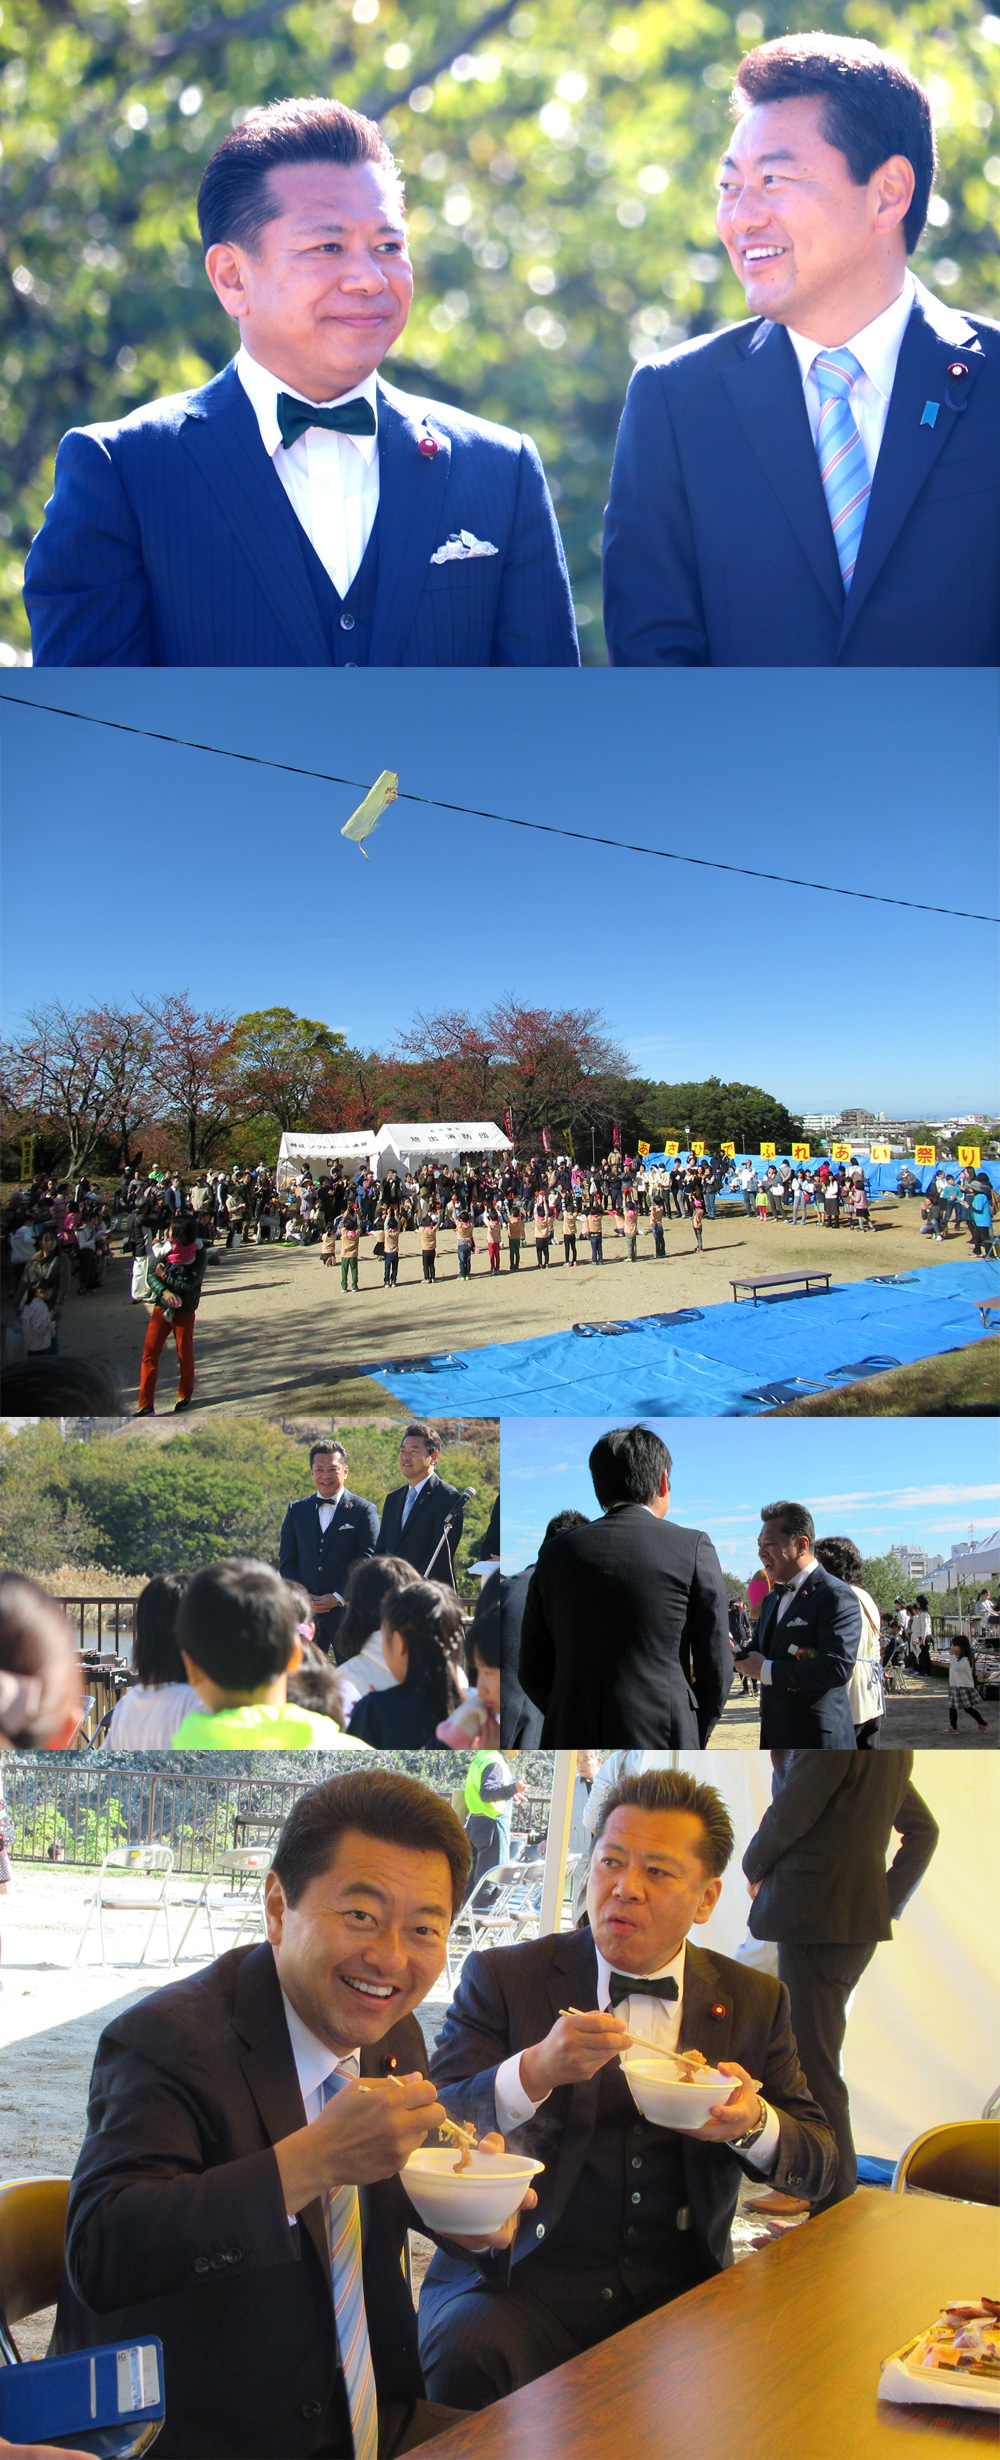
278, 1440, 379, 1661
739, 1500, 860, 1748
604, 35, 1000, 666
25, 97, 579, 668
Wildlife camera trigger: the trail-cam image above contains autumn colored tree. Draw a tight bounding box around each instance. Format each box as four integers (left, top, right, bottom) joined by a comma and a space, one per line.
139, 991, 236, 1166
0, 1001, 155, 1177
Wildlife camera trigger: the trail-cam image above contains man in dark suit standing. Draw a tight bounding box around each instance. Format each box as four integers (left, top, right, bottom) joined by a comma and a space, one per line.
376, 1426, 465, 1588
740, 1501, 861, 1747
743, 1750, 939, 2207
51, 1768, 536, 2460
25, 98, 578, 669
603, 35, 999, 667
517, 1426, 732, 1747
419, 1767, 834, 2405
279, 1441, 379, 1661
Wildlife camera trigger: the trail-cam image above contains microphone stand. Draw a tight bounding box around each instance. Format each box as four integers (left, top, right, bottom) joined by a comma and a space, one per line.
422, 1512, 456, 1587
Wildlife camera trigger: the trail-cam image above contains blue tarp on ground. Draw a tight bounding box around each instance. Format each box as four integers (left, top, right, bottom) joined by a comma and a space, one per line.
371, 1261, 999, 1417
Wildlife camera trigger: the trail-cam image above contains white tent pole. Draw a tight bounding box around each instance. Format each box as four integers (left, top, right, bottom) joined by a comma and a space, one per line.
539, 1752, 575, 1938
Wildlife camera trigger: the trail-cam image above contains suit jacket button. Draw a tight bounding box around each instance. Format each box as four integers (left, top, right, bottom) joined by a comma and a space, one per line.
600, 2286, 614, 2300
301, 2402, 323, 2419
788, 2175, 802, 2187
194, 2257, 210, 2274
340, 614, 356, 630
210, 2253, 227, 2270
535, 2222, 545, 2238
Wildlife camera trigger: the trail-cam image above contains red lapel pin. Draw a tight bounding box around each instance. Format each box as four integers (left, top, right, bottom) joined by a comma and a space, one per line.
710, 2003, 727, 2020
947, 361, 968, 380
418, 434, 439, 458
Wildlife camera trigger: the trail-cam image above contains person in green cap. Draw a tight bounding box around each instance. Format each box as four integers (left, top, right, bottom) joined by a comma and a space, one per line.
170, 1557, 371, 1750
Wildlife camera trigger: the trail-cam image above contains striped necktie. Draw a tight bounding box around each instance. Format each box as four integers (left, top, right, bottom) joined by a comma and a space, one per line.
811, 345, 871, 590
321, 2064, 379, 2460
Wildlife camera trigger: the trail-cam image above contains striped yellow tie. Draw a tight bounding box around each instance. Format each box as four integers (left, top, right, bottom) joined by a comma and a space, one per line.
322, 2064, 379, 2460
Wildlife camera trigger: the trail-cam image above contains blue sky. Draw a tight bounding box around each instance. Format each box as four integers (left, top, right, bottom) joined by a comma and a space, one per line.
499, 1417, 1000, 1576
1, 667, 996, 1114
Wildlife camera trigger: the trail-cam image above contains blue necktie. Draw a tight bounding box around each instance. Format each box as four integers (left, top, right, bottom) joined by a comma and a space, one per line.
811, 346, 871, 590
320, 2064, 379, 2460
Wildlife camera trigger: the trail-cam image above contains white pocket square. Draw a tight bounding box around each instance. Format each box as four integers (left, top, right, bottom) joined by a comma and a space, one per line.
785, 1617, 809, 1629
430, 530, 499, 564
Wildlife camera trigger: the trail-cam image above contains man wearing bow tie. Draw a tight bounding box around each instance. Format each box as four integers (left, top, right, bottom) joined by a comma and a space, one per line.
418, 1768, 834, 2406
603, 34, 1000, 667
740, 1501, 860, 1749
25, 98, 579, 668
279, 1442, 379, 1661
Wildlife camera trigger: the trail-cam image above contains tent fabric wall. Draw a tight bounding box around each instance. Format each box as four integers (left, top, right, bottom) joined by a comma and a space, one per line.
641, 1155, 1000, 1196
673, 1753, 999, 2161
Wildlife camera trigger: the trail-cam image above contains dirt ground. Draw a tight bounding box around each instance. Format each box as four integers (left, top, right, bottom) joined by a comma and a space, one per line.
711, 1668, 997, 1748
9, 1199, 979, 1414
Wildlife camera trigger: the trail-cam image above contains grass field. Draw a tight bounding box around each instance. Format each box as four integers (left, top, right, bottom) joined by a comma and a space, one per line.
775, 1339, 999, 1415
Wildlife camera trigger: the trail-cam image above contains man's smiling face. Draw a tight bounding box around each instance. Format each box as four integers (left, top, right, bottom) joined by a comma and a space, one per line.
265, 1829, 452, 2053
205, 158, 413, 401
716, 94, 911, 341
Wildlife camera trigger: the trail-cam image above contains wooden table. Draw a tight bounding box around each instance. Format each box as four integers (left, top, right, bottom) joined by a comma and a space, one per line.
731, 1268, 833, 1305
420, 2193, 998, 2460
970, 1298, 1000, 1329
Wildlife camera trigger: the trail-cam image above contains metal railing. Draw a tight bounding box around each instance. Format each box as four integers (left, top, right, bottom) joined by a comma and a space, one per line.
5, 1764, 554, 1874
60, 1597, 137, 1655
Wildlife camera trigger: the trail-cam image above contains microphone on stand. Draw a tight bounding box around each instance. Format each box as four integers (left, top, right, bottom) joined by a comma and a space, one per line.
458, 1486, 477, 1503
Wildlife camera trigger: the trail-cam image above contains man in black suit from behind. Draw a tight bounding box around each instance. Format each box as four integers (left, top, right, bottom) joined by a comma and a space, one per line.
52, 1768, 538, 2460
418, 1766, 834, 2406
518, 1426, 732, 1747
376, 1425, 465, 1588
739, 1501, 861, 1747
278, 1441, 380, 1660
743, 1749, 939, 2208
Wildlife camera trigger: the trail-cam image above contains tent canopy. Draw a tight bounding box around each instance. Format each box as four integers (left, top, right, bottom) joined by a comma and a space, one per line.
373, 1122, 513, 1156
276, 1131, 376, 1188
276, 1122, 514, 1187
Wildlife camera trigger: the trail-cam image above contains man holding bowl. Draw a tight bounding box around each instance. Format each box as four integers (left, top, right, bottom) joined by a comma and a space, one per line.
52, 1768, 536, 2459
420, 1767, 834, 2405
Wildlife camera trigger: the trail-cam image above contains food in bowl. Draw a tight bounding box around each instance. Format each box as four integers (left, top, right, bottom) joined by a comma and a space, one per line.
401, 2147, 544, 2236
622, 2046, 739, 2130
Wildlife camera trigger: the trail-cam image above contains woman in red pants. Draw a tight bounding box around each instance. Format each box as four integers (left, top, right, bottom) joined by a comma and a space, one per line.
137, 1214, 207, 1414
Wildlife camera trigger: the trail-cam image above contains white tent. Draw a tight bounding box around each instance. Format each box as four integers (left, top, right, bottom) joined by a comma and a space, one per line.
372, 1122, 514, 1181
275, 1130, 377, 1189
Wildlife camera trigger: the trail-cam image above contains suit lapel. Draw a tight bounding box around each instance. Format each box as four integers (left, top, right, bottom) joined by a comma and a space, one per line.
179, 363, 331, 665
234, 1945, 332, 2286
368, 385, 453, 665
840, 284, 986, 645
544, 1932, 603, 2222
722, 323, 844, 615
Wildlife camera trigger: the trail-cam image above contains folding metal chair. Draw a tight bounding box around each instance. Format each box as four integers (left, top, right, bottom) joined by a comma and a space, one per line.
466, 1859, 546, 1953
172, 1847, 271, 1963
75, 1845, 175, 1967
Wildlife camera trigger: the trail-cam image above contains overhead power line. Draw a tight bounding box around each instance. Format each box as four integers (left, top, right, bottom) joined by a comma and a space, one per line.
3, 692, 997, 925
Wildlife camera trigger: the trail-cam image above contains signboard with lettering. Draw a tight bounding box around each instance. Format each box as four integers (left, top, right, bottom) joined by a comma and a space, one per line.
791, 1144, 810, 1161
958, 1146, 981, 1168
914, 1145, 936, 1166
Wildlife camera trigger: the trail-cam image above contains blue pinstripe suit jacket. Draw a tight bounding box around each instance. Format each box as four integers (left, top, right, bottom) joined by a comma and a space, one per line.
24, 360, 580, 667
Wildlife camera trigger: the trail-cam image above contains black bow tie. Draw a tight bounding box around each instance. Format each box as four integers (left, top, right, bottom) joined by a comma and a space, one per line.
608, 1972, 679, 2009
277, 392, 377, 450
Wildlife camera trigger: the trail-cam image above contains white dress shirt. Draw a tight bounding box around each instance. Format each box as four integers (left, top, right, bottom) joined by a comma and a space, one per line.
758, 1559, 814, 1685
237, 345, 380, 598
316, 1493, 342, 1535
280, 1989, 357, 2227
494, 1940, 779, 2173
786, 271, 915, 477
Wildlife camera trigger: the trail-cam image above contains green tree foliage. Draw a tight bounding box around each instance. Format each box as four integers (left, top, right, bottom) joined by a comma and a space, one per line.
0, 1414, 499, 1588
859, 1551, 915, 1612
4, 0, 998, 657
223, 1009, 347, 1130
632, 1074, 805, 1148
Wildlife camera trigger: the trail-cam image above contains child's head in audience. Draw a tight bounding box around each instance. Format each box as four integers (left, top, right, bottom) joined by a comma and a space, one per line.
177, 1558, 302, 1711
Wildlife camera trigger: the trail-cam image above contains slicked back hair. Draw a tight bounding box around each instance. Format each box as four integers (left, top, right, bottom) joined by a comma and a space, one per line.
270, 1766, 471, 1914
198, 96, 401, 255
732, 34, 935, 252
760, 1500, 815, 1547
589, 1424, 672, 1509
592, 1767, 734, 1877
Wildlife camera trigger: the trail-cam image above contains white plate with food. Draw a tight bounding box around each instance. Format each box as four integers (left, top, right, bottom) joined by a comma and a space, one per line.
879, 2296, 1000, 2409
622, 2044, 739, 2130
402, 2147, 544, 2235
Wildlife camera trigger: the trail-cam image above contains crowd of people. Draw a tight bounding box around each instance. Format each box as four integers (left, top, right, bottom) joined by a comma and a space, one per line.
499, 1428, 996, 1752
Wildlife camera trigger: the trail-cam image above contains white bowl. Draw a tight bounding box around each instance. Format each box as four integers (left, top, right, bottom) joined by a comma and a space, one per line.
623, 2054, 738, 2130
401, 2147, 544, 2235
